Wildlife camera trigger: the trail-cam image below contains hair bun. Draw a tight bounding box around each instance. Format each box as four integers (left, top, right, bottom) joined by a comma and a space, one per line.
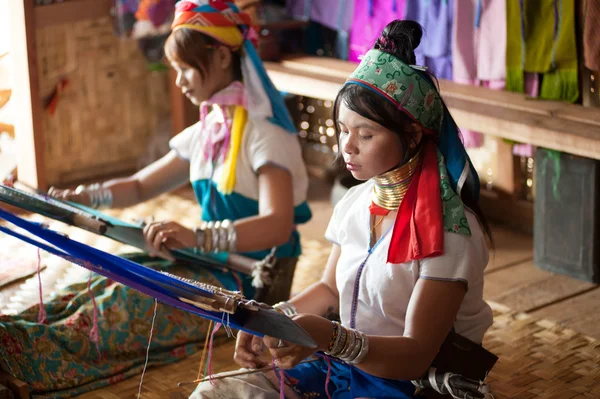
375, 20, 423, 65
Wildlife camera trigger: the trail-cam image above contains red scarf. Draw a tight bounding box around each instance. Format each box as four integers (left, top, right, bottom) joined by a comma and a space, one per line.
370, 141, 444, 264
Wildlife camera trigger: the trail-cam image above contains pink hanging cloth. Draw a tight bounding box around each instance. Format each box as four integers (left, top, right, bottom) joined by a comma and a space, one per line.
348, 0, 406, 63
451, 0, 506, 149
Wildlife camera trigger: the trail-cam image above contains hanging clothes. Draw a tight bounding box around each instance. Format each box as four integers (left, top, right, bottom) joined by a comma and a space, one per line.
451, 0, 506, 148
348, 0, 406, 63
403, 0, 454, 80
286, 0, 354, 59
506, 0, 579, 102
506, 0, 578, 156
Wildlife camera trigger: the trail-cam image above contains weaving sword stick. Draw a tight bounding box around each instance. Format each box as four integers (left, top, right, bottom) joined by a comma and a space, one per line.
0, 185, 253, 275
0, 184, 108, 234
0, 208, 317, 348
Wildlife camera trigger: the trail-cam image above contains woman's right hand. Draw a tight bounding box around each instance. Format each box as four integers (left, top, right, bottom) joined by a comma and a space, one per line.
47, 187, 92, 207
234, 330, 268, 369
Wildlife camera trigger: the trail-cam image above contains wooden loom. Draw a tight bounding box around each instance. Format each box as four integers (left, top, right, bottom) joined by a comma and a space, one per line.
0, 184, 317, 348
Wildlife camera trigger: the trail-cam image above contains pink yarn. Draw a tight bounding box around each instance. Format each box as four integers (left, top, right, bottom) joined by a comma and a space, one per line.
279, 366, 285, 399
324, 356, 333, 399
207, 322, 222, 385
271, 357, 286, 399
36, 248, 47, 324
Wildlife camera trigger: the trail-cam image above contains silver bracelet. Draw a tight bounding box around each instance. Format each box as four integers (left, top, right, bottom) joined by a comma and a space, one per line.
325, 325, 369, 365
349, 333, 370, 365
211, 221, 221, 253
345, 330, 363, 362
224, 219, 236, 252
218, 221, 229, 252
273, 301, 297, 317
75, 183, 113, 209
327, 322, 347, 357
340, 328, 356, 360
194, 222, 207, 253
194, 220, 237, 253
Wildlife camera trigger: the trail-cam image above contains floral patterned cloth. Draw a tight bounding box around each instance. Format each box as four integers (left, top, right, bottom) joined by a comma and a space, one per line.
438, 150, 471, 236
347, 49, 444, 133
0, 253, 250, 399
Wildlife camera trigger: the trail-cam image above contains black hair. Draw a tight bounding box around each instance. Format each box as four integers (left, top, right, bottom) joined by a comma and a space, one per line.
164, 28, 242, 82
333, 20, 493, 246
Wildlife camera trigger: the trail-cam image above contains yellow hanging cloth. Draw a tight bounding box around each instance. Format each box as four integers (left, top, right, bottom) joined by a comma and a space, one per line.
218, 105, 247, 195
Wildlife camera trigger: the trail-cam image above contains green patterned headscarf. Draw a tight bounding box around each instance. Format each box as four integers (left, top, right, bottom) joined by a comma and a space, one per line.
345, 48, 480, 203
347, 49, 444, 133
343, 49, 482, 264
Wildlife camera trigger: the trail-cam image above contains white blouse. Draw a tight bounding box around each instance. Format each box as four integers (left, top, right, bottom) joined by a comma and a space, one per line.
326, 180, 493, 343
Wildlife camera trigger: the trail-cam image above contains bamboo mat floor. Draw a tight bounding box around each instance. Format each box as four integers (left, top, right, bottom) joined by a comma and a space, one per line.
79, 302, 600, 399
1, 181, 600, 398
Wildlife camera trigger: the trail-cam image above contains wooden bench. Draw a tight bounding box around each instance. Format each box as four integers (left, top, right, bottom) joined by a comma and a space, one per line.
0, 371, 28, 399
265, 56, 600, 161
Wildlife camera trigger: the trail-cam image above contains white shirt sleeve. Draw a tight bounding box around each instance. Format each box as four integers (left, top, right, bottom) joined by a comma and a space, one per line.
245, 119, 302, 173
169, 122, 201, 161
324, 183, 367, 245
418, 214, 489, 290
325, 204, 341, 245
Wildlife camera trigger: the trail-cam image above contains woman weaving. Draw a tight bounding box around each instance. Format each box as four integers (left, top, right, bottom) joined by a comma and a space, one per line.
0, 1, 310, 397
193, 20, 494, 399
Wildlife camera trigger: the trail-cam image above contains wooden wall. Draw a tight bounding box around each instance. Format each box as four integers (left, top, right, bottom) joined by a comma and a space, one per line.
37, 17, 171, 186
9, 0, 173, 189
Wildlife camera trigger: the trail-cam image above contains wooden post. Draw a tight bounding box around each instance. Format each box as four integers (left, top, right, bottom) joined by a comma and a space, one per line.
492, 138, 516, 197
8, 0, 46, 190
0, 370, 29, 399
582, 69, 600, 108
579, 1, 600, 108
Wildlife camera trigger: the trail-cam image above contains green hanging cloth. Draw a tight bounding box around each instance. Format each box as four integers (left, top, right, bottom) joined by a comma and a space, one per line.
506, 0, 579, 102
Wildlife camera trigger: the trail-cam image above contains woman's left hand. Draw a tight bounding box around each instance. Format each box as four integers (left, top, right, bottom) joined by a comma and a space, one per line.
143, 220, 196, 255
263, 314, 333, 369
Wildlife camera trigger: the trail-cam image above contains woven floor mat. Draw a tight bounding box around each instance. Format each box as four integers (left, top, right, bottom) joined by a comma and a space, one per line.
79, 340, 239, 399
483, 302, 600, 399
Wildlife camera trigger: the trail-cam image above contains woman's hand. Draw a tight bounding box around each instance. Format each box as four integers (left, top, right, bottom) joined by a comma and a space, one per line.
233, 330, 268, 369
48, 187, 92, 206
2, 167, 17, 187
263, 314, 333, 369
142, 220, 196, 255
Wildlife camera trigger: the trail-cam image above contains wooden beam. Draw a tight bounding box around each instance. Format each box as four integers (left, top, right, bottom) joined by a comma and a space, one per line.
258, 19, 310, 31
446, 98, 600, 160
34, 0, 113, 29
277, 56, 600, 128
9, 0, 47, 190
265, 56, 600, 160
265, 61, 344, 101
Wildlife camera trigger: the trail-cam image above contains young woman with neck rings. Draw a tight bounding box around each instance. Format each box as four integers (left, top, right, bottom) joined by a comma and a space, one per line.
191, 19, 494, 399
